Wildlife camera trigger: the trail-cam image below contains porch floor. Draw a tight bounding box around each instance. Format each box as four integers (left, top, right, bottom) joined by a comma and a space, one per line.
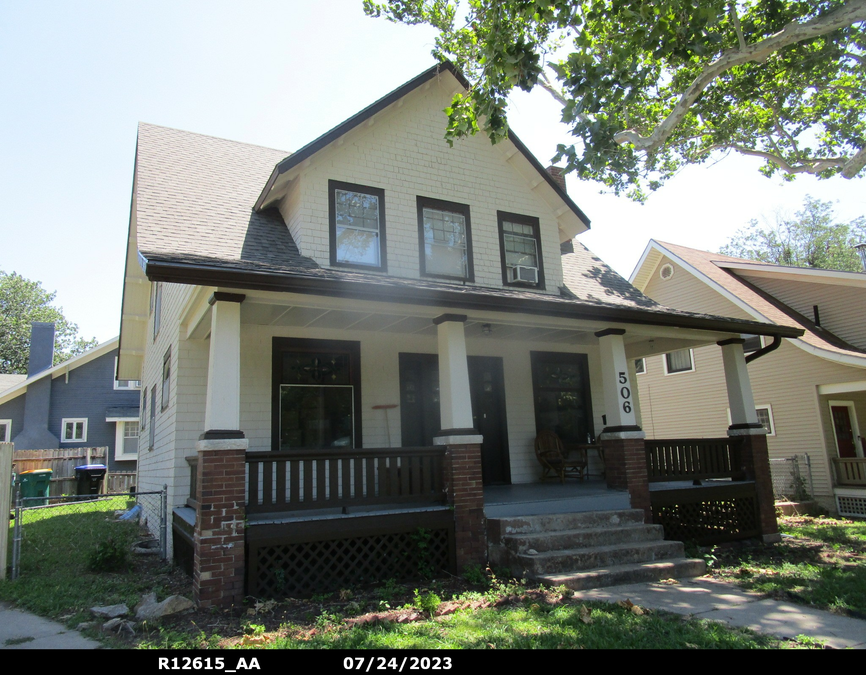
484, 480, 630, 519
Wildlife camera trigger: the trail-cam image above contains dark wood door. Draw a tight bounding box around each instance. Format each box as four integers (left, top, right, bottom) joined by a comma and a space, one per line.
468, 356, 510, 485
831, 405, 857, 458
399, 353, 510, 485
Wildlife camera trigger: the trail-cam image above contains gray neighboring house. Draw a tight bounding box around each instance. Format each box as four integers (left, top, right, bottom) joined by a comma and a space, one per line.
0, 323, 141, 475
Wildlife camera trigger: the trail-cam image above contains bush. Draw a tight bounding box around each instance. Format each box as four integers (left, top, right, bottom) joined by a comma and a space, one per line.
88, 535, 131, 573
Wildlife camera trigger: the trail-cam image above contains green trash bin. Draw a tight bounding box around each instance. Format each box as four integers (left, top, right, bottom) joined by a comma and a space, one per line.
18, 469, 53, 506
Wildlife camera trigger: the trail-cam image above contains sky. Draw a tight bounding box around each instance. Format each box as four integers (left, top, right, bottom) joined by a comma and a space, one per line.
1, 1, 864, 344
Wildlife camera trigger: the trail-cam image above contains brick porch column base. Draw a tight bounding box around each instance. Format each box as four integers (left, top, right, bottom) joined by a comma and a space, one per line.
730, 429, 779, 543
600, 431, 651, 522
435, 432, 486, 570
194, 436, 249, 609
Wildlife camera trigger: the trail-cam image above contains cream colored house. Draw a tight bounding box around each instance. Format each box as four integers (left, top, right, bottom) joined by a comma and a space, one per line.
117, 63, 801, 606
630, 240, 866, 517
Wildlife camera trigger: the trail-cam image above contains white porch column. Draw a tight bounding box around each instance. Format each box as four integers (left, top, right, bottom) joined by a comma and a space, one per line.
595, 329, 640, 433
718, 338, 761, 430
204, 293, 245, 434
433, 314, 475, 432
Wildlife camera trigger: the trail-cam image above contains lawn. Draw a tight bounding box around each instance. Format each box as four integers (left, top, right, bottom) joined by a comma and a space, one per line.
707, 515, 866, 617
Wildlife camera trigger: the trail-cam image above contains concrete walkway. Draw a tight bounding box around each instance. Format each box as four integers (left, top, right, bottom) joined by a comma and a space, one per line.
572, 577, 866, 649
0, 601, 102, 649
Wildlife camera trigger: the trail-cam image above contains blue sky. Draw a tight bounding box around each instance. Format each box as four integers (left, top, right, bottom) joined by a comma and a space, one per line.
1, 1, 863, 344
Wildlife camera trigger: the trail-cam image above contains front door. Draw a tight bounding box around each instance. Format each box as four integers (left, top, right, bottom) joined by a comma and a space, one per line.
399, 353, 510, 485
831, 404, 859, 458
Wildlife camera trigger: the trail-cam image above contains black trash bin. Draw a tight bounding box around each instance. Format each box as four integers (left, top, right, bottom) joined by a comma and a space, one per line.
74, 464, 107, 498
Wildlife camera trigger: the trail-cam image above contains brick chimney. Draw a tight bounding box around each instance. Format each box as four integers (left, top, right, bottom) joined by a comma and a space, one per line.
546, 165, 567, 193
12, 323, 60, 449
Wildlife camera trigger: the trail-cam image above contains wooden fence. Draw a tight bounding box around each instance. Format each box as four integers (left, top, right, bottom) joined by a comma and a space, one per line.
833, 457, 866, 487
11, 447, 135, 496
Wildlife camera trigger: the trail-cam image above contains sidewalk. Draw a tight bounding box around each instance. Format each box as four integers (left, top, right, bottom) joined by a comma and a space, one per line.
0, 601, 101, 649
572, 577, 866, 649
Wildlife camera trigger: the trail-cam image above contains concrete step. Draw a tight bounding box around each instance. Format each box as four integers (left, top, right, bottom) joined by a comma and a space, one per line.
510, 539, 686, 576
501, 523, 665, 554
537, 558, 708, 591
488, 509, 646, 541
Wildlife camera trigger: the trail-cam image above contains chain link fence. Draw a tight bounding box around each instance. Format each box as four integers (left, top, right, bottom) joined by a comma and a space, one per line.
769, 455, 814, 502
10, 487, 167, 580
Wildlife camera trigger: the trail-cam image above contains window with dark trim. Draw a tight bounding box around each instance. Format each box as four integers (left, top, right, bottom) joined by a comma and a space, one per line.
272, 338, 362, 451
161, 348, 171, 411
329, 180, 387, 271
417, 196, 474, 281
634, 358, 646, 374
530, 351, 595, 445
498, 211, 544, 289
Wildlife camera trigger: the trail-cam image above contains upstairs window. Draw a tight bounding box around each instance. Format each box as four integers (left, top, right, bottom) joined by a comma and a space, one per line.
114, 358, 141, 390
417, 197, 474, 281
329, 181, 386, 270
61, 418, 87, 443
664, 349, 695, 375
498, 211, 544, 288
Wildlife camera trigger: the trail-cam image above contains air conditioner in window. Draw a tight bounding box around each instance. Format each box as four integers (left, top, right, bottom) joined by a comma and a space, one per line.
508, 265, 538, 284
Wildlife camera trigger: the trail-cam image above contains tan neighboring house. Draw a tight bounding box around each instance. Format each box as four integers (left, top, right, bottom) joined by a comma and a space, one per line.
117, 63, 803, 608
630, 240, 866, 517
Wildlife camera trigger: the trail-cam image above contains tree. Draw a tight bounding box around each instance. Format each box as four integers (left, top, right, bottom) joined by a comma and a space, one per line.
364, 1, 866, 201
0, 270, 99, 374
719, 196, 866, 270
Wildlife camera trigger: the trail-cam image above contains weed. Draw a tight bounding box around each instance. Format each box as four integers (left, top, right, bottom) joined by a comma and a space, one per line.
376, 578, 403, 602
410, 528, 436, 579
88, 534, 132, 573
413, 589, 442, 616
462, 564, 487, 586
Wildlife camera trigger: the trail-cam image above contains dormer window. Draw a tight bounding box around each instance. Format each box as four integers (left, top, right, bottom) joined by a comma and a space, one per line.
417, 196, 474, 281
498, 211, 544, 289
329, 180, 387, 271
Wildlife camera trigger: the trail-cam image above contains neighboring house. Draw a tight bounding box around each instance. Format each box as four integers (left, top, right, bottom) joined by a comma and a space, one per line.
630, 240, 866, 517
0, 323, 141, 476
117, 62, 802, 607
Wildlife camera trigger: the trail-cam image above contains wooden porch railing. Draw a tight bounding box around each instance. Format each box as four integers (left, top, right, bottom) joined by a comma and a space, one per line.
645, 438, 742, 482
246, 447, 446, 515
833, 457, 866, 487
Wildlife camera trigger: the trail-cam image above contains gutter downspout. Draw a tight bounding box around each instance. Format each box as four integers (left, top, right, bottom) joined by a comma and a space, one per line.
745, 335, 783, 364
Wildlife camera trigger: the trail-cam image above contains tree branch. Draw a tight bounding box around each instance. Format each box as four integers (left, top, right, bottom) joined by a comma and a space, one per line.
614, 0, 866, 153
710, 144, 848, 174
841, 145, 866, 178
539, 67, 568, 106
729, 3, 747, 51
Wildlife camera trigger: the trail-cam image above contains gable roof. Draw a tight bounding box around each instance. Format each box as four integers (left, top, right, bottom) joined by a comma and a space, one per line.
0, 337, 120, 407
631, 240, 866, 368
252, 61, 590, 230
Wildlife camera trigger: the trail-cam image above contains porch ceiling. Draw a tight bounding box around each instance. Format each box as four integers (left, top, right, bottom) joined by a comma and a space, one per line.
185, 288, 738, 355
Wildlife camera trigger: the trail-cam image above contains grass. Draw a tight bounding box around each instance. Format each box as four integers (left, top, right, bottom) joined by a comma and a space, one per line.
1, 497, 177, 630
708, 515, 866, 617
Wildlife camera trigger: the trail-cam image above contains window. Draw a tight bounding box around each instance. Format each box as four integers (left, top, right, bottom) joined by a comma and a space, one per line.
161, 348, 171, 411
153, 282, 162, 339
634, 358, 646, 375
530, 352, 595, 444
114, 420, 140, 461
756, 406, 775, 436
498, 211, 544, 288
417, 196, 474, 281
742, 334, 763, 353
664, 349, 694, 375
329, 180, 387, 270
0, 419, 11, 443
114, 358, 141, 390
61, 418, 87, 443
149, 386, 156, 450
272, 338, 362, 451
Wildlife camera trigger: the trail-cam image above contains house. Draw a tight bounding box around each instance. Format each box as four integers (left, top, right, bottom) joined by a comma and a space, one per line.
630, 240, 866, 517
0, 323, 141, 483
116, 62, 803, 608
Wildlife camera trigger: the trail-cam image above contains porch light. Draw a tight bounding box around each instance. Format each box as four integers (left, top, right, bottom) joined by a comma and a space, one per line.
482, 323, 493, 335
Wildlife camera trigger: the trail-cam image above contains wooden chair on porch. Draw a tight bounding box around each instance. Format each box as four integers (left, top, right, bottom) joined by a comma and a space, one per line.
535, 430, 587, 482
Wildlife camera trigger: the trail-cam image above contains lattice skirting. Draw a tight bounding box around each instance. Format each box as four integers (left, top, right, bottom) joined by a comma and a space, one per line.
246, 511, 455, 598
836, 493, 866, 518
650, 483, 760, 545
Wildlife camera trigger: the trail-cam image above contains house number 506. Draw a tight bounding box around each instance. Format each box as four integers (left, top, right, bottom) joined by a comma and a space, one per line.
618, 372, 632, 414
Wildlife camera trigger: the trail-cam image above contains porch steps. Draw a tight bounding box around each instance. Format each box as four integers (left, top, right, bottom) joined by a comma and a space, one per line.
488, 509, 706, 591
